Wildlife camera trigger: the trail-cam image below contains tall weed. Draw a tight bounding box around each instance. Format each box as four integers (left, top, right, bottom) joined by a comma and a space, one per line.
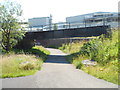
1, 46, 50, 78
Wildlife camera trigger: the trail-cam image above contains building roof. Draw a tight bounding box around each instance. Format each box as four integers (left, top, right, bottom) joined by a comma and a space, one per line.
28, 17, 49, 20
66, 12, 118, 18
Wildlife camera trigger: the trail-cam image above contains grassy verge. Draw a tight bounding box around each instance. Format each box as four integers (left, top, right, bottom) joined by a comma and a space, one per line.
1, 46, 50, 78
59, 41, 87, 54
59, 30, 119, 85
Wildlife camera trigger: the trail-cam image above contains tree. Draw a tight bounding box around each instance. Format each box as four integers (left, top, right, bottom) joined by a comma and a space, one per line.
53, 24, 58, 30
0, 1, 25, 52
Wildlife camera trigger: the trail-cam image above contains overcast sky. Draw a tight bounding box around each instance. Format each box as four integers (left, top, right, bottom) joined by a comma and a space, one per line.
1, 0, 119, 23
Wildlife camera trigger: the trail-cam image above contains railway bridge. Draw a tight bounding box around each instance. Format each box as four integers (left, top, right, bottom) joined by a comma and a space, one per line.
15, 25, 111, 49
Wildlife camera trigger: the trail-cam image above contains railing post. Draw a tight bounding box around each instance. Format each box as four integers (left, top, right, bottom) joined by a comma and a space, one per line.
42, 25, 43, 31
69, 22, 70, 29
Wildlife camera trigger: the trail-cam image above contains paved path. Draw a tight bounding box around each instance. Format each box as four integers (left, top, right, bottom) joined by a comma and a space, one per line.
2, 48, 118, 88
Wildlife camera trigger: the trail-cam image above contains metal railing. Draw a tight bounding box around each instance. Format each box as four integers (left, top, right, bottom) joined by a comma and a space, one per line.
24, 21, 118, 32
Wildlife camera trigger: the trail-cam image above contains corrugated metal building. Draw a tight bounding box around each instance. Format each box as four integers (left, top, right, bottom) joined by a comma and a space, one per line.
66, 12, 118, 28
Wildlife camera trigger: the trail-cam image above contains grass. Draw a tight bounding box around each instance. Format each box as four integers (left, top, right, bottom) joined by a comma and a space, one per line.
59, 41, 87, 54
72, 36, 98, 39
81, 63, 119, 85
58, 29, 119, 85
1, 55, 41, 78
1, 46, 50, 78
11, 46, 50, 60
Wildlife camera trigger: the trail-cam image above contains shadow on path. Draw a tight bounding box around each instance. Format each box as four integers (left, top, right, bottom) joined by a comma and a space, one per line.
45, 55, 70, 64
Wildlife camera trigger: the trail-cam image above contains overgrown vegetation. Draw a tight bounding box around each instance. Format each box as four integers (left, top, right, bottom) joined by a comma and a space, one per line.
1, 46, 50, 78
59, 41, 87, 54
0, 1, 25, 52
59, 29, 119, 85
0, 1, 50, 78
12, 46, 50, 60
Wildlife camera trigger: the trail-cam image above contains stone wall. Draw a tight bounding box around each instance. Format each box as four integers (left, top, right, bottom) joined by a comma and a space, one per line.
37, 38, 93, 47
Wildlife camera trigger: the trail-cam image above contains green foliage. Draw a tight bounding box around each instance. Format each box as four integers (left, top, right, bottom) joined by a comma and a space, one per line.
82, 63, 119, 85
1, 54, 42, 78
19, 61, 39, 70
0, 1, 25, 52
13, 46, 50, 60
80, 30, 118, 65
1, 46, 50, 78
0, 31, 2, 54
32, 46, 50, 55
59, 41, 86, 54
73, 59, 83, 69
53, 24, 58, 30
59, 29, 119, 85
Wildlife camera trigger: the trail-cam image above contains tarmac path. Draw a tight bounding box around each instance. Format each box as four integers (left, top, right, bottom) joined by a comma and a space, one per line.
2, 48, 118, 88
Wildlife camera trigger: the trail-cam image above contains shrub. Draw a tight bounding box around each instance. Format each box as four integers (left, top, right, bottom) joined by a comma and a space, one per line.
19, 62, 36, 70
80, 30, 118, 65
74, 61, 83, 69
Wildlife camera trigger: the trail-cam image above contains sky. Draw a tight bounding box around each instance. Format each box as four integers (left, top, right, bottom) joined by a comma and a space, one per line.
0, 0, 119, 23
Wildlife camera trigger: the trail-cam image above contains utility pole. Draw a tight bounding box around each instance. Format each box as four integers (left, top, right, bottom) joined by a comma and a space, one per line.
49, 14, 52, 31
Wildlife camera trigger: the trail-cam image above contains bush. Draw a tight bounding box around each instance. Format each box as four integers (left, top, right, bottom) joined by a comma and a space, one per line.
75, 61, 83, 69
80, 30, 118, 65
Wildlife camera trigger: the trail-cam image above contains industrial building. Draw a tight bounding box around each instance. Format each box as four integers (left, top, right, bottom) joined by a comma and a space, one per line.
28, 17, 49, 27
28, 15, 52, 31
27, 12, 118, 32
66, 12, 118, 28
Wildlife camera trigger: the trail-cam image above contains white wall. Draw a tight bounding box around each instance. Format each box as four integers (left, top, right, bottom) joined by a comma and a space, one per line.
28, 17, 49, 27
66, 15, 85, 23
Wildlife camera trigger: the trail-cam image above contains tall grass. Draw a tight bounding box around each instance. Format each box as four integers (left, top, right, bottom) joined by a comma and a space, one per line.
59, 41, 87, 54
1, 54, 42, 78
1, 46, 50, 78
59, 29, 119, 85
12, 46, 50, 60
